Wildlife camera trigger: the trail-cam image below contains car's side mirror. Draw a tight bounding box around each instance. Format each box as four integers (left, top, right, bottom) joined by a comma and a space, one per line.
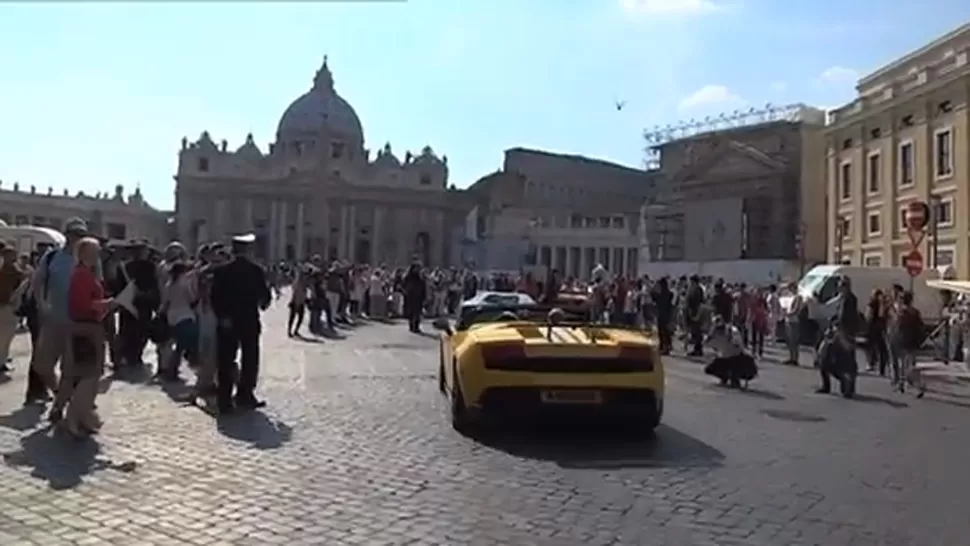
432, 317, 453, 335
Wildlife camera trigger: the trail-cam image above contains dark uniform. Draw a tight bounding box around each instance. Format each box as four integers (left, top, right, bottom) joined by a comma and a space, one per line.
209, 234, 271, 413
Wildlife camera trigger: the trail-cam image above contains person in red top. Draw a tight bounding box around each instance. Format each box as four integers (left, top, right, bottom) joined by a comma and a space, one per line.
55, 237, 114, 437
747, 288, 769, 358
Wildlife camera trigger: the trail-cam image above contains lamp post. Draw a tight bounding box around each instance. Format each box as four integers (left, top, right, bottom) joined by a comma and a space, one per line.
834, 217, 847, 264
930, 195, 941, 269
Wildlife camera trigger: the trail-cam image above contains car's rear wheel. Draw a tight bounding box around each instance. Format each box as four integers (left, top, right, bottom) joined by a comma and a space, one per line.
437, 360, 446, 393
450, 363, 472, 433
642, 397, 663, 433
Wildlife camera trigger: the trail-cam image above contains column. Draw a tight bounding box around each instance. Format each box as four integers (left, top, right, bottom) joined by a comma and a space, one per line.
434, 210, 445, 267
319, 200, 330, 260
372, 206, 384, 265
278, 200, 288, 262
214, 198, 227, 240
268, 201, 278, 261
564, 247, 572, 278
614, 248, 625, 277
295, 201, 305, 259
347, 204, 357, 261
197, 221, 209, 246
338, 204, 349, 259
244, 198, 254, 231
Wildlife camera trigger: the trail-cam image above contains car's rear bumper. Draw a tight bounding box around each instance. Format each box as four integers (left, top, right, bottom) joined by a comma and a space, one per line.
475, 386, 661, 418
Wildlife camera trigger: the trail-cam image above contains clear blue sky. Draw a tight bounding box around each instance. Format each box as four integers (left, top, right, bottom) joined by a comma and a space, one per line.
1, 1, 968, 210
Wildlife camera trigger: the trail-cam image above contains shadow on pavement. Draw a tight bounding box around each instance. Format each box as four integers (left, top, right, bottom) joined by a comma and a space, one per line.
160, 379, 196, 405
704, 383, 785, 400
294, 334, 324, 344
319, 329, 347, 340
216, 411, 293, 450
0, 404, 45, 431
107, 365, 153, 385
2, 427, 137, 490
851, 393, 909, 408
475, 422, 725, 470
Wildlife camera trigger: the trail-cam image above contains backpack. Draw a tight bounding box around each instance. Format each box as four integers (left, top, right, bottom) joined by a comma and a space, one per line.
15, 251, 56, 318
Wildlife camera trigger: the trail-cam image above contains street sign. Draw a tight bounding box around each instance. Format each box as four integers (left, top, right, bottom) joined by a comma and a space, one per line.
909, 229, 926, 248
905, 201, 930, 248
903, 249, 924, 277
905, 201, 930, 230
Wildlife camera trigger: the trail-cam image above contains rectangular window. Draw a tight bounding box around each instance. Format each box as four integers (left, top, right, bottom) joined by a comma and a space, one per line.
864, 254, 883, 267
840, 161, 852, 199
106, 222, 127, 240
935, 128, 953, 178
867, 152, 880, 194
839, 216, 852, 239
867, 211, 881, 236
331, 141, 345, 159
197, 157, 210, 172
937, 248, 955, 267
934, 198, 954, 227
899, 141, 914, 186
898, 207, 908, 232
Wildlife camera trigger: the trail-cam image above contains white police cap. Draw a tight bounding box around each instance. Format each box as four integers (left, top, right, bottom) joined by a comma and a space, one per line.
232, 233, 257, 244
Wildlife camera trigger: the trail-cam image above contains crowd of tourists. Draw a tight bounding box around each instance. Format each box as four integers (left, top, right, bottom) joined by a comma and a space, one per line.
0, 220, 950, 440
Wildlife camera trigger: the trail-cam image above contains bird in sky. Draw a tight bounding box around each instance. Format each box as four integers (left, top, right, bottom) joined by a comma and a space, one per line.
615, 100, 626, 111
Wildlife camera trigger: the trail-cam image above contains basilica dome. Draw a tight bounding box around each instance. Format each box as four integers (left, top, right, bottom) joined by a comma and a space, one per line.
276, 57, 364, 144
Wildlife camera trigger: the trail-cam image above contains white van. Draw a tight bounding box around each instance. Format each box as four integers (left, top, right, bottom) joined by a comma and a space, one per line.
0, 223, 66, 256
783, 264, 952, 335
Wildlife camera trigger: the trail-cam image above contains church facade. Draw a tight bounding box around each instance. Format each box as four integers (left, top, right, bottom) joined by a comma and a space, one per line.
174, 57, 471, 266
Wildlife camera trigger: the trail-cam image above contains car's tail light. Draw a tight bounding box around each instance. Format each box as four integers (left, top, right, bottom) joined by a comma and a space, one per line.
618, 346, 654, 371
481, 342, 526, 363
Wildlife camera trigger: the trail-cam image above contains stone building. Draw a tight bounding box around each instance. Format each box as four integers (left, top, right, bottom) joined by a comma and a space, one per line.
460, 148, 653, 278
825, 23, 970, 276
0, 181, 169, 245
640, 107, 828, 276
174, 57, 470, 266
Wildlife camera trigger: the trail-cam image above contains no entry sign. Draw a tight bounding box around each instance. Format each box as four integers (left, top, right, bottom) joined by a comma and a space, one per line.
904, 249, 924, 277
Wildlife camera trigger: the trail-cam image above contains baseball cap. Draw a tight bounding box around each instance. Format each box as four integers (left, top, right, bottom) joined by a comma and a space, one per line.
64, 217, 88, 234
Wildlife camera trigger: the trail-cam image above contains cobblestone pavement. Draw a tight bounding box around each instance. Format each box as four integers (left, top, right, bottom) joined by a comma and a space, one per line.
0, 301, 968, 546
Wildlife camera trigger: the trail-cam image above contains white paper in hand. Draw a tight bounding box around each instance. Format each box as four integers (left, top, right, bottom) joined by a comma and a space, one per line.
114, 281, 138, 317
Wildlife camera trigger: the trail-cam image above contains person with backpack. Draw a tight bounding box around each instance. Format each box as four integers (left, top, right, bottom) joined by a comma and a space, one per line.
29, 217, 89, 415
0, 245, 26, 375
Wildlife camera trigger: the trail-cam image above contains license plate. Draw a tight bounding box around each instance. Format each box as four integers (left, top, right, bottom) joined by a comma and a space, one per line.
540, 389, 602, 404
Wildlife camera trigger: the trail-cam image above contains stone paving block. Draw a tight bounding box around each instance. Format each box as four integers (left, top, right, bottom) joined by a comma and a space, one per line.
0, 303, 963, 544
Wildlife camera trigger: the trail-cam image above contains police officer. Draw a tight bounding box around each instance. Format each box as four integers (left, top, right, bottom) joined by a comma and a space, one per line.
210, 233, 271, 414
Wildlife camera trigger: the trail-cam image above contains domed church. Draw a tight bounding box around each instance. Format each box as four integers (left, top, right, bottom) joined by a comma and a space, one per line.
174, 56, 470, 266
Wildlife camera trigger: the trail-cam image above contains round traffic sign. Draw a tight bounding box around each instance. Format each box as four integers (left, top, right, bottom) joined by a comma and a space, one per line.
903, 249, 924, 277
906, 201, 930, 231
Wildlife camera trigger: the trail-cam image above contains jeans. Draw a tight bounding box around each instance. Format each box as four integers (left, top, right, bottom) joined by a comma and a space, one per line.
785, 321, 800, 364
168, 318, 198, 372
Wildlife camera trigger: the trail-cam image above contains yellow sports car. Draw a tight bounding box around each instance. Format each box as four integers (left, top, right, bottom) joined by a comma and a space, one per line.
432, 304, 664, 433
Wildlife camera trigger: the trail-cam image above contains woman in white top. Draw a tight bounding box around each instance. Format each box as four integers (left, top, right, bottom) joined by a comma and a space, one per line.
158, 261, 198, 381
703, 317, 758, 388
368, 270, 387, 320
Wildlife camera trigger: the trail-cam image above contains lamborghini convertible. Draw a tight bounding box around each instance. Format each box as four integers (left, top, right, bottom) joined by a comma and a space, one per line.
432, 303, 664, 433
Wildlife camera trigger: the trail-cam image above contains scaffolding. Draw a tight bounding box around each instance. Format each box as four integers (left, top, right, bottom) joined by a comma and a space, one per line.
642, 103, 822, 168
